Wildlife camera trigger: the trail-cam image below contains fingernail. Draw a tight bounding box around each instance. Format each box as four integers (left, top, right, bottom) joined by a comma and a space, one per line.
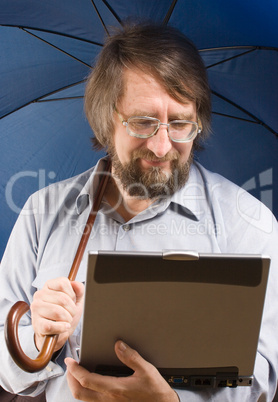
119, 341, 127, 352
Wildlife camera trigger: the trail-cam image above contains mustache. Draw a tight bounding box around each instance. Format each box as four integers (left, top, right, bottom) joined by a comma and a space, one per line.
131, 148, 179, 163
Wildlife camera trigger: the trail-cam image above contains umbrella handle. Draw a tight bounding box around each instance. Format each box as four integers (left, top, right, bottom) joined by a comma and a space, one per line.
5, 301, 59, 372
4, 159, 111, 373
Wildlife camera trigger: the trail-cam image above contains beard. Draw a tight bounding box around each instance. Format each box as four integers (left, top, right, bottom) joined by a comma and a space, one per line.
108, 146, 193, 199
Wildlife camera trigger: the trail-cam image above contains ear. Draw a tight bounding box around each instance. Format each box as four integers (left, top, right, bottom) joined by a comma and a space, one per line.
197, 118, 202, 133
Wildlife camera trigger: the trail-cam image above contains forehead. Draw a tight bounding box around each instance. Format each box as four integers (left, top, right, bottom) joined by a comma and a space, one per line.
119, 68, 196, 115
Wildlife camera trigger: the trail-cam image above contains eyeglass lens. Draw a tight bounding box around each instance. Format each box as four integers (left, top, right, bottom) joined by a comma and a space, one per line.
127, 117, 196, 140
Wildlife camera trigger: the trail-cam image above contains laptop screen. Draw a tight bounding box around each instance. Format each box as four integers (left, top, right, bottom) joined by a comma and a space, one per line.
79, 250, 270, 388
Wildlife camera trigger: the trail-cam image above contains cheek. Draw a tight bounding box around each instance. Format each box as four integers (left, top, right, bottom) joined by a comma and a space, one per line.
174, 142, 193, 163
112, 130, 126, 160
114, 133, 141, 164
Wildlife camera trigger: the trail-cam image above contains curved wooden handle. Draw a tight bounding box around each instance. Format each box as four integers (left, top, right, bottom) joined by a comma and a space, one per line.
4, 159, 111, 372
5, 301, 58, 373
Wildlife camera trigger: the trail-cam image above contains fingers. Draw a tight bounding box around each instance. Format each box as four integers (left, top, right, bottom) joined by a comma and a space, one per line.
65, 344, 179, 402
71, 281, 85, 306
32, 278, 75, 327
66, 358, 113, 401
44, 277, 79, 306
32, 307, 71, 335
114, 340, 154, 375
31, 278, 84, 351
66, 357, 122, 395
66, 358, 101, 402
114, 341, 179, 401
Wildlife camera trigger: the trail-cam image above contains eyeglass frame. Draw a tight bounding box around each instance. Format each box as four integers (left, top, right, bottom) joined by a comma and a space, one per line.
115, 108, 202, 143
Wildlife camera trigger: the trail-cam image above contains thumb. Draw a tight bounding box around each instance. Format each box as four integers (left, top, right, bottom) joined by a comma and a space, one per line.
114, 340, 149, 373
71, 281, 84, 305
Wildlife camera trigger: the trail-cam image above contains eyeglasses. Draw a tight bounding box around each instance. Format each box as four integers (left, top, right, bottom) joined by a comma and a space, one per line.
115, 109, 201, 143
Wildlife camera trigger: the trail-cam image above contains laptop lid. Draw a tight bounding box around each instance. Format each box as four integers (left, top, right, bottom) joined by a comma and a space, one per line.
79, 250, 270, 388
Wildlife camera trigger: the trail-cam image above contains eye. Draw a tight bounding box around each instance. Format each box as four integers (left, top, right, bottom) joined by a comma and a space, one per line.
129, 118, 157, 132
170, 121, 189, 130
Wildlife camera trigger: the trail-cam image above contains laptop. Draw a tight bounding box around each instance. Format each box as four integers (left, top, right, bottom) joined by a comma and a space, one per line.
79, 250, 270, 389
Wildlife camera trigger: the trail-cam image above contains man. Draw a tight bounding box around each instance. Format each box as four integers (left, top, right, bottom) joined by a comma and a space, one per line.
0, 23, 278, 402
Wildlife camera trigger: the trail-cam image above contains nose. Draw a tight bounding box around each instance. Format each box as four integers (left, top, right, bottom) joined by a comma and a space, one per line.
146, 125, 172, 158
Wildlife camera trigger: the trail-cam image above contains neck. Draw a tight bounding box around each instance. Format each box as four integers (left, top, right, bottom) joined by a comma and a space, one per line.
104, 175, 155, 222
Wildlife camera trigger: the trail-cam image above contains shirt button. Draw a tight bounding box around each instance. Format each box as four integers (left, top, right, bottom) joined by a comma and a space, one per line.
123, 224, 131, 232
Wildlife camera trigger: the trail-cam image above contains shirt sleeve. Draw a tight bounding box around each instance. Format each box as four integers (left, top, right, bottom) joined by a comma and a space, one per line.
0, 195, 64, 396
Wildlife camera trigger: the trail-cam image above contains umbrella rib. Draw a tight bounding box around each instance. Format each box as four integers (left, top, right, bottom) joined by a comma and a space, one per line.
37, 96, 84, 102
1, 23, 103, 47
212, 90, 278, 137
212, 111, 261, 123
101, 0, 122, 24
90, 0, 110, 36
201, 46, 278, 69
201, 45, 278, 52
21, 28, 92, 68
205, 47, 256, 69
0, 80, 86, 120
163, 0, 178, 25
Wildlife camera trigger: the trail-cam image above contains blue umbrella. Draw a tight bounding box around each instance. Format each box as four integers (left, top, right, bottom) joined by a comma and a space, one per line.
1, 0, 278, 259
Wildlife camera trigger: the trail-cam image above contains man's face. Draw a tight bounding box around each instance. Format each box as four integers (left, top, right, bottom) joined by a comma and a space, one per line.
109, 68, 197, 199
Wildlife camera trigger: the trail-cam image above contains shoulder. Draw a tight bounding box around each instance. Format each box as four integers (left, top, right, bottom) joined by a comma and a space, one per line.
20, 166, 96, 219
193, 162, 263, 211
193, 162, 277, 246
36, 167, 95, 197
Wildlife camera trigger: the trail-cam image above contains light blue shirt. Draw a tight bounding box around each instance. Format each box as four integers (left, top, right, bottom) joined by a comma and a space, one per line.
0, 157, 278, 401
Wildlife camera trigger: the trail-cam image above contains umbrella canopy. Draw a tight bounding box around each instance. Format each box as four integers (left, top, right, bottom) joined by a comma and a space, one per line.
0, 0, 278, 259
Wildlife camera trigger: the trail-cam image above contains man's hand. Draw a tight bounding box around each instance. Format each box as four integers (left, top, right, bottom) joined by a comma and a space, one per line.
30, 277, 84, 352
65, 340, 180, 402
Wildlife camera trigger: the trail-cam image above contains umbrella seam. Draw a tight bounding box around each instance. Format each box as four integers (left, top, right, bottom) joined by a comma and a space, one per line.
37, 97, 84, 103
205, 47, 256, 69
200, 45, 278, 52
21, 28, 92, 68
212, 112, 264, 124
212, 91, 278, 137
101, 0, 122, 25
0, 80, 87, 119
163, 0, 179, 25
90, 0, 110, 36
204, 46, 278, 69
0, 24, 103, 47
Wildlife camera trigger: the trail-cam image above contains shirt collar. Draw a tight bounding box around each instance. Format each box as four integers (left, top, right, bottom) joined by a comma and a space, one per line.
169, 162, 206, 221
76, 157, 110, 215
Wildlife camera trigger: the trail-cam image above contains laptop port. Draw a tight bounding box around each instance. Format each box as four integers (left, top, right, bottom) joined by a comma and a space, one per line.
218, 379, 237, 388
193, 378, 212, 386
169, 376, 186, 384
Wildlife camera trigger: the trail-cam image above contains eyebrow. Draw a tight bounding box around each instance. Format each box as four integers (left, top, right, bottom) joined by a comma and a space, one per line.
126, 110, 157, 118
126, 110, 195, 121
168, 113, 195, 121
